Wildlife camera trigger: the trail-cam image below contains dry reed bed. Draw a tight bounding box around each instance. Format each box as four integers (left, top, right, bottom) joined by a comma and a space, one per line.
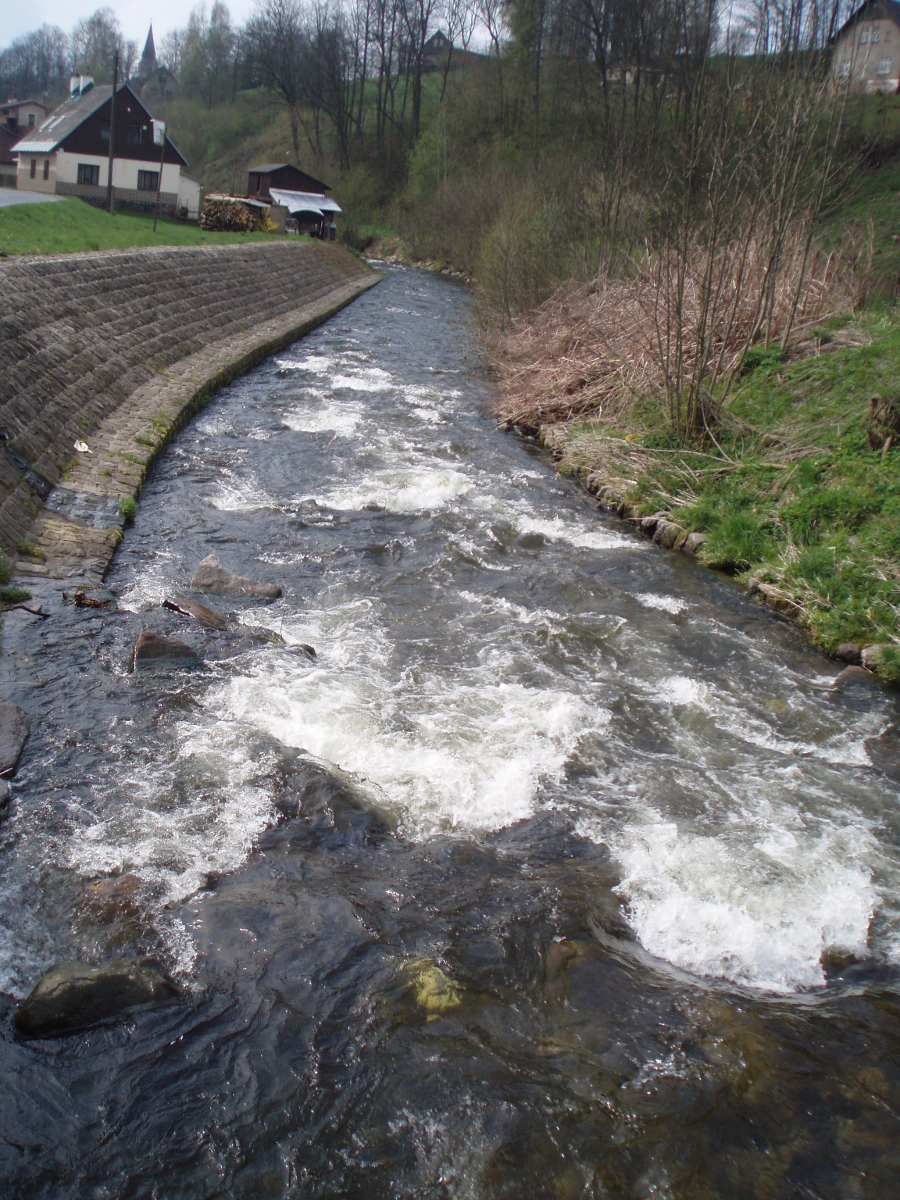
491, 233, 862, 437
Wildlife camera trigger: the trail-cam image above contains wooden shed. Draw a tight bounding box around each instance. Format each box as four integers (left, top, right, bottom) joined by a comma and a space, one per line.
247, 163, 330, 203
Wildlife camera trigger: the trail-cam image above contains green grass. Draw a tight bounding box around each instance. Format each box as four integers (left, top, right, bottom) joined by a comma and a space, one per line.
561, 310, 900, 655
0, 586, 31, 605
0, 198, 275, 257
120, 497, 138, 524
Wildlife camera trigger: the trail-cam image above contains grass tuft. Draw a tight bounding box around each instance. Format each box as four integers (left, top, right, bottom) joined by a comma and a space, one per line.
0, 586, 31, 604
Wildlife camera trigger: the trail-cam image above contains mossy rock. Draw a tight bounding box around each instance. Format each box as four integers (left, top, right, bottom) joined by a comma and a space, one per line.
405, 960, 463, 1017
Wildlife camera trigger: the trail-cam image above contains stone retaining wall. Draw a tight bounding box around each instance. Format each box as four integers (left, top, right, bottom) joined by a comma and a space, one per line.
0, 241, 379, 580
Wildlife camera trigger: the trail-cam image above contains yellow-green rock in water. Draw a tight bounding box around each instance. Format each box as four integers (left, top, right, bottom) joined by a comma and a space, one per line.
406, 960, 463, 1017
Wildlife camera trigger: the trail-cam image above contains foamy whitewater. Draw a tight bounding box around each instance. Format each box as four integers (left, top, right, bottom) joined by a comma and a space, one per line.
3, 265, 898, 1005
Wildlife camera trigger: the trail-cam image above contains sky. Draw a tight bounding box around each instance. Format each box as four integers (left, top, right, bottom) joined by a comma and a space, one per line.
4, 2, 259, 48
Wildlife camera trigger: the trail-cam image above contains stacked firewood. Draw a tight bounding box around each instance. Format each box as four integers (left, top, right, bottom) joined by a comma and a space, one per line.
200, 197, 262, 232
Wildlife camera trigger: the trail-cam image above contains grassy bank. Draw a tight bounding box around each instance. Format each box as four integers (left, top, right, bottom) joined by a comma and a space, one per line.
512, 309, 900, 676
490, 158, 900, 679
0, 199, 274, 257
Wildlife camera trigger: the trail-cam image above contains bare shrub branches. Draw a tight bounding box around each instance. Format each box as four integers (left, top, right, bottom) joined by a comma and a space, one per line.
492, 228, 861, 435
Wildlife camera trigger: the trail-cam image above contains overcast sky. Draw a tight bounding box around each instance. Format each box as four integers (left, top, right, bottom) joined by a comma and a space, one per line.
5, 2, 260, 48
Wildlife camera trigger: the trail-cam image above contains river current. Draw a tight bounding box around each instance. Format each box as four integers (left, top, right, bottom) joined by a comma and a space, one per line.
1, 264, 899, 1197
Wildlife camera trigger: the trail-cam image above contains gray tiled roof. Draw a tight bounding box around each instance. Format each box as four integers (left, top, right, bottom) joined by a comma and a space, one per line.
840, 0, 900, 33
12, 84, 112, 154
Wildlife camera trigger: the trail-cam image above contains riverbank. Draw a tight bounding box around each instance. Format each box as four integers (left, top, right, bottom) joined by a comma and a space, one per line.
0, 198, 276, 257
0, 241, 379, 584
495, 302, 900, 681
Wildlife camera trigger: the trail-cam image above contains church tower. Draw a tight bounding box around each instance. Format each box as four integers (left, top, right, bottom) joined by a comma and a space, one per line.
138, 25, 157, 79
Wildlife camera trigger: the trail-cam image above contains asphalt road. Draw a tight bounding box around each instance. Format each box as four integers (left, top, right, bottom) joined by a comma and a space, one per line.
0, 189, 64, 207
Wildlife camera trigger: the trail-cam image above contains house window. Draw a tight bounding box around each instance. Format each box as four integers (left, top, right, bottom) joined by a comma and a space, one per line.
860, 29, 870, 44
840, 59, 852, 76
137, 170, 158, 191
873, 28, 881, 43
127, 124, 141, 143
77, 163, 99, 186
101, 122, 110, 140
30, 159, 36, 178
28, 113, 35, 126
878, 57, 892, 75
43, 159, 49, 180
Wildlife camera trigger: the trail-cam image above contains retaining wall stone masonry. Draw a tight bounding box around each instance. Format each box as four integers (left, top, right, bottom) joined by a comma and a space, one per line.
0, 241, 380, 581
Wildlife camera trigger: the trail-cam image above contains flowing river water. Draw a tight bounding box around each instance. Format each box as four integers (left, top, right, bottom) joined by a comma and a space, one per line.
1, 264, 900, 1197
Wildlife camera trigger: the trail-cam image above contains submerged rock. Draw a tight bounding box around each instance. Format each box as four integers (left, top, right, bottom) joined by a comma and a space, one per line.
833, 665, 876, 689
131, 631, 201, 671
163, 596, 232, 631
0, 704, 29, 777
191, 554, 281, 599
15, 957, 179, 1037
405, 961, 463, 1017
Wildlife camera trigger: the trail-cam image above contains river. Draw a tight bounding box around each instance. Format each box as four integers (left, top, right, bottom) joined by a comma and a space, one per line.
1, 264, 899, 1197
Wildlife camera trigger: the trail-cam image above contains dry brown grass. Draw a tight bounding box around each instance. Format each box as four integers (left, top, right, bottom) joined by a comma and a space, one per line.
491, 228, 865, 436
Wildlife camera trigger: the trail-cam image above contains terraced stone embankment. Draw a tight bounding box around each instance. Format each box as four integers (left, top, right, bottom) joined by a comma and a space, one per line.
0, 241, 380, 581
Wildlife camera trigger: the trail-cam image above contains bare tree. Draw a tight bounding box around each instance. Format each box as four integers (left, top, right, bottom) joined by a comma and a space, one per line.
0, 25, 70, 100
71, 8, 135, 83
246, 0, 311, 160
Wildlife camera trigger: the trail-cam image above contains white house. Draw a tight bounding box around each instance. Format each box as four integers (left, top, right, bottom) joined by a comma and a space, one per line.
832, 0, 900, 94
13, 76, 190, 214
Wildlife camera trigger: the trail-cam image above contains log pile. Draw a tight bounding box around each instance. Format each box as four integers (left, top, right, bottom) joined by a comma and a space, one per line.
200, 197, 267, 232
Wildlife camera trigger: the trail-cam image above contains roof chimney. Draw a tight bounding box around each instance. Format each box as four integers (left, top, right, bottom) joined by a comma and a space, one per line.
69, 75, 94, 99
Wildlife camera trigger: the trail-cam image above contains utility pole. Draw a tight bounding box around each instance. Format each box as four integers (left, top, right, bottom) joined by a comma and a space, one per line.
106, 50, 118, 215
152, 119, 166, 233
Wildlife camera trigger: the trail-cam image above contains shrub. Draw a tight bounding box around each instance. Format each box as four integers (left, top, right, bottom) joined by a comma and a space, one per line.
478, 186, 573, 320
120, 497, 138, 524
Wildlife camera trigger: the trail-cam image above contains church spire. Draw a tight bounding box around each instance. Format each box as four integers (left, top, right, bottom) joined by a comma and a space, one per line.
139, 25, 157, 77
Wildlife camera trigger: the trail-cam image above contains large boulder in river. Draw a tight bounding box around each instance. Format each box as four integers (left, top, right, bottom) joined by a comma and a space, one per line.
191, 555, 282, 600
15, 958, 179, 1037
0, 704, 29, 777
131, 631, 201, 671
163, 596, 233, 631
